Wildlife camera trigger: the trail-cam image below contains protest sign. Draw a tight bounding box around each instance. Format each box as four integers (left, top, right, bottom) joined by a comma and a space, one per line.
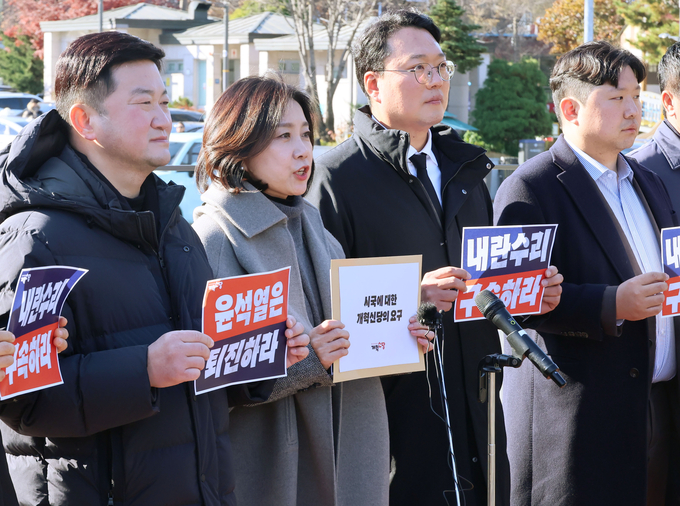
455, 225, 558, 322
196, 267, 290, 394
330, 255, 423, 382
661, 226, 680, 317
2, 266, 87, 400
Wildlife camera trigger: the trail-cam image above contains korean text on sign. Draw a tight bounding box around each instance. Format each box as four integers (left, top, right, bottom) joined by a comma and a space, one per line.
2, 266, 87, 400
196, 267, 290, 394
454, 224, 558, 322
661, 227, 680, 317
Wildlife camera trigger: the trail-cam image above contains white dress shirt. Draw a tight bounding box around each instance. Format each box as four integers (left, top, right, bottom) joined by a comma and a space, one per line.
371, 116, 442, 203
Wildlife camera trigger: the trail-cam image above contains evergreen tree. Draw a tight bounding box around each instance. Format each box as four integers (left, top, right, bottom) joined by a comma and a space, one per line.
471, 57, 551, 156
618, 0, 678, 64
429, 0, 484, 74
0, 34, 43, 94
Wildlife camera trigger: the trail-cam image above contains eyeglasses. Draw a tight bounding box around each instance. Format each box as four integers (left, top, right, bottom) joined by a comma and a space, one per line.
375, 61, 457, 84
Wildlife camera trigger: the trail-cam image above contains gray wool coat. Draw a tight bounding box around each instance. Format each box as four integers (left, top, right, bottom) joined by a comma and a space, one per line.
192, 182, 389, 506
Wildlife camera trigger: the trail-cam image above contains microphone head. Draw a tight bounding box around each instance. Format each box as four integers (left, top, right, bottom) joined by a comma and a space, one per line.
417, 302, 439, 326
475, 290, 506, 318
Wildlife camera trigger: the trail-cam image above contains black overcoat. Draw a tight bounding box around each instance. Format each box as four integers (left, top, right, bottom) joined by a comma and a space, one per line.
308, 106, 510, 506
494, 135, 680, 506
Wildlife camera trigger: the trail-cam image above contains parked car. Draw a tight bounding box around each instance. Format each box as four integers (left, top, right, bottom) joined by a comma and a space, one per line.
154, 166, 202, 222
172, 121, 204, 133
169, 108, 204, 122
0, 92, 42, 116
0, 116, 32, 150
168, 132, 204, 166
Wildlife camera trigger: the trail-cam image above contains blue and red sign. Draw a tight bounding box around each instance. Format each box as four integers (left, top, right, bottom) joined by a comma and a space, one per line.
2, 266, 87, 400
662, 227, 680, 317
455, 225, 558, 322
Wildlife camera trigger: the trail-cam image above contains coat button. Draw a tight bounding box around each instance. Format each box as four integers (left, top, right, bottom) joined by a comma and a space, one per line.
462, 189, 467, 194
486, 163, 492, 169
629, 368, 639, 378
183, 246, 190, 252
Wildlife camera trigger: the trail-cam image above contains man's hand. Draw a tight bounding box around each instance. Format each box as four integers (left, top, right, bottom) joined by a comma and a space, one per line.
616, 272, 668, 321
147, 331, 214, 388
285, 315, 310, 368
408, 315, 434, 353
421, 266, 470, 312
53, 316, 69, 353
309, 319, 350, 370
0, 331, 15, 382
537, 265, 564, 315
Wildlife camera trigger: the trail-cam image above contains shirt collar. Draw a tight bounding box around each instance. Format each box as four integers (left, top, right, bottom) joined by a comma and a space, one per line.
565, 138, 632, 183
406, 130, 436, 166
370, 114, 437, 166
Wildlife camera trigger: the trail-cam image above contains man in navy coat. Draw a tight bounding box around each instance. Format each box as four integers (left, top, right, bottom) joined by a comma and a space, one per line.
494, 41, 680, 506
630, 41, 680, 214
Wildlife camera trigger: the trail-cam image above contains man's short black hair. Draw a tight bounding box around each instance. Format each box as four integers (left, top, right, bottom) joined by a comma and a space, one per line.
550, 41, 646, 125
55, 31, 165, 124
659, 42, 680, 95
352, 9, 440, 96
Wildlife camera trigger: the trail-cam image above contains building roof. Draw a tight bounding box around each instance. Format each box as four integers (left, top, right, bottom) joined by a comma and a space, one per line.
40, 2, 212, 32
253, 17, 374, 52
175, 12, 298, 45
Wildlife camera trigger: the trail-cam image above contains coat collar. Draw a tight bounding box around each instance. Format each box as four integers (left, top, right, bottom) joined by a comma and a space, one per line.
551, 134, 671, 281
652, 120, 680, 171
353, 105, 490, 179
199, 182, 287, 239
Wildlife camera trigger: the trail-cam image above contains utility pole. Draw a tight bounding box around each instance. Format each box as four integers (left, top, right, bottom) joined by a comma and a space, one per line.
99, 0, 103, 32
222, 3, 229, 93
584, 0, 593, 42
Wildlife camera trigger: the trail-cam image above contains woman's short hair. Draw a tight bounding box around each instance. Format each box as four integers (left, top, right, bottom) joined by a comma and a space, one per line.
195, 73, 316, 193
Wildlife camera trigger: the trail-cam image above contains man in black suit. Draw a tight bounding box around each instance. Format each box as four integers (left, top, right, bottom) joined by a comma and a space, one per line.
494, 41, 679, 506
308, 10, 562, 506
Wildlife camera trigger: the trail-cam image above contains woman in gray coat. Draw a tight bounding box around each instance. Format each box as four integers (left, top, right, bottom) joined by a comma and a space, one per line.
192, 75, 432, 506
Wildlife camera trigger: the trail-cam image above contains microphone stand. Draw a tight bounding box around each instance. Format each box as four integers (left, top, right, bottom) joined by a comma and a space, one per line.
426, 309, 462, 506
478, 353, 521, 506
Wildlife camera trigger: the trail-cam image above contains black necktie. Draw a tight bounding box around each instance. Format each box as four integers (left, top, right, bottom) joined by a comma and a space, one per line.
410, 153, 442, 217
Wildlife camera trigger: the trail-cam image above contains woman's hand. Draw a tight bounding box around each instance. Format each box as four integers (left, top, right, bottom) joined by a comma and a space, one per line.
408, 315, 435, 353
309, 319, 350, 370
285, 315, 310, 368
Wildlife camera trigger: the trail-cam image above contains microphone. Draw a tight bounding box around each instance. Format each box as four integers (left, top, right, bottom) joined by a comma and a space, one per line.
417, 302, 441, 330
475, 290, 566, 388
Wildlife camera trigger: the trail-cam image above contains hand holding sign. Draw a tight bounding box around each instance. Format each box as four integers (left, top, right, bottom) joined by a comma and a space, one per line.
408, 315, 434, 353
420, 266, 470, 312
537, 266, 563, 315
0, 316, 69, 383
53, 316, 70, 353
147, 331, 215, 388
0, 331, 15, 382
616, 272, 668, 321
310, 319, 350, 370
285, 315, 310, 368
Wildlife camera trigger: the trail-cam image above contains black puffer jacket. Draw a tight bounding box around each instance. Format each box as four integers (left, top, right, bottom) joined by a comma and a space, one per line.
0, 111, 236, 506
